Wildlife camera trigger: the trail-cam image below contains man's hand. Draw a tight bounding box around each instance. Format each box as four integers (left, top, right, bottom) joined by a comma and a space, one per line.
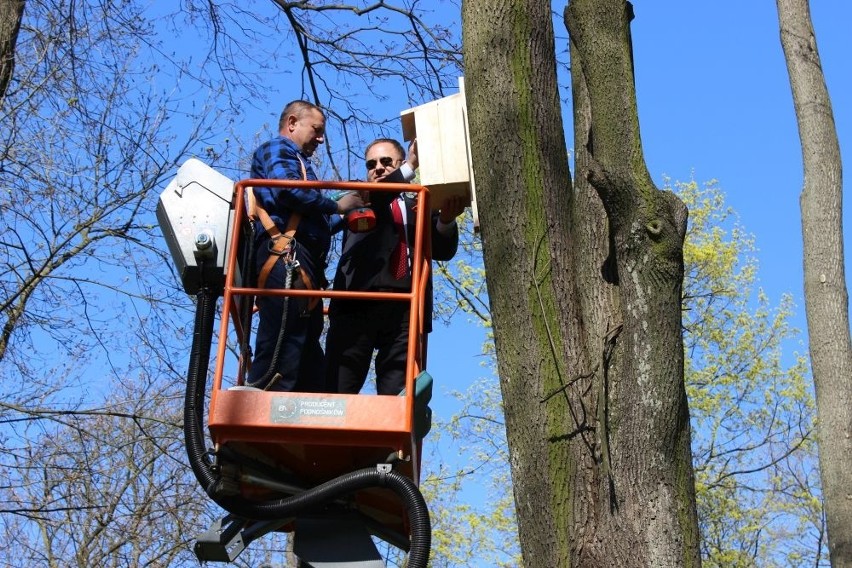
438, 194, 466, 224
336, 191, 365, 214
406, 139, 419, 171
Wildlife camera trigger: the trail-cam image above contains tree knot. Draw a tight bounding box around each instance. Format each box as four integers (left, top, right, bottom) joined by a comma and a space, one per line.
646, 219, 663, 238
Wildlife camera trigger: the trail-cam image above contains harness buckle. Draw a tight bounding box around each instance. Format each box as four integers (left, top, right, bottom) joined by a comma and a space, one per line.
267, 234, 294, 256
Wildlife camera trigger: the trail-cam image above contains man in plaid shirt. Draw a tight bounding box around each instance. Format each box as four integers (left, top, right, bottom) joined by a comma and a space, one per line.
247, 100, 362, 392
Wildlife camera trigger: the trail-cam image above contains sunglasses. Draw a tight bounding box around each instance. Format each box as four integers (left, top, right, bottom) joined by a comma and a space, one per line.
366, 156, 401, 170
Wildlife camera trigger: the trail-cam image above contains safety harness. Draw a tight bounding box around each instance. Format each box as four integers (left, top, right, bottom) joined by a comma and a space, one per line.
244, 155, 322, 390
246, 155, 319, 311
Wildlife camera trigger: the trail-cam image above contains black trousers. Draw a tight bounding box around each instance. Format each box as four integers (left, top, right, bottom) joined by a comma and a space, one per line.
325, 300, 410, 395
247, 240, 326, 392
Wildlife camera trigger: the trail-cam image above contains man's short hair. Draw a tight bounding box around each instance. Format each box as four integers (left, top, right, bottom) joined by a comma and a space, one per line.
278, 100, 324, 131
365, 138, 405, 160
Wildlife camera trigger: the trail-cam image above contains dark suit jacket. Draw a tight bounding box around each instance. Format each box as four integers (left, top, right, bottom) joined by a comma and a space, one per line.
329, 172, 458, 332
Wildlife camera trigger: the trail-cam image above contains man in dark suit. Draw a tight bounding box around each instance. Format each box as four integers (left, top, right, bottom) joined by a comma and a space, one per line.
325, 138, 465, 395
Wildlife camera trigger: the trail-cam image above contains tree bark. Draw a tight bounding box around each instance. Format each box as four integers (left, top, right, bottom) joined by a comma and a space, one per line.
462, 0, 576, 563
776, 1, 852, 565
0, 0, 25, 103
462, 0, 700, 565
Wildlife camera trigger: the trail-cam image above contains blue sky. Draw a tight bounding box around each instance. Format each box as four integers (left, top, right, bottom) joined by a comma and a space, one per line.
632, 2, 851, 314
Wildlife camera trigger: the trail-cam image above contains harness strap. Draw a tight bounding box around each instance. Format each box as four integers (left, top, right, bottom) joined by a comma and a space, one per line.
248, 155, 319, 309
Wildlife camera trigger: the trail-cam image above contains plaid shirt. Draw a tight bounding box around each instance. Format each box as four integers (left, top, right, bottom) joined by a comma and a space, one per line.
250, 136, 338, 261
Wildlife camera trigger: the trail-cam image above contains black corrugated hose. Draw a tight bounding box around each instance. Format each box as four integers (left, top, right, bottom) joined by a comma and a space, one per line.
184, 287, 431, 567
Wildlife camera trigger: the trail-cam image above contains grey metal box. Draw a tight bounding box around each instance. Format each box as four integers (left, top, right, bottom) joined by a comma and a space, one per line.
156, 158, 236, 294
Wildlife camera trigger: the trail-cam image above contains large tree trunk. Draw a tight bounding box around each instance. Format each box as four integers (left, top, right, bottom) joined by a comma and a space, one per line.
461, 0, 578, 561
0, 0, 25, 103
776, 1, 852, 565
462, 0, 700, 565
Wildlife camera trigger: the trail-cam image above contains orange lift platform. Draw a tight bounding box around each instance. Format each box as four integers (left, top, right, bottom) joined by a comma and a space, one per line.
157, 162, 434, 567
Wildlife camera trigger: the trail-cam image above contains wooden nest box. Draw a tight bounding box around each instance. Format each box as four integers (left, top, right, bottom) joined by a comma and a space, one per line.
400, 78, 479, 228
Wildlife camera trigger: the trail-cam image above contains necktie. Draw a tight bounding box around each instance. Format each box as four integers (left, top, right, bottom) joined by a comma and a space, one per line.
389, 198, 408, 279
